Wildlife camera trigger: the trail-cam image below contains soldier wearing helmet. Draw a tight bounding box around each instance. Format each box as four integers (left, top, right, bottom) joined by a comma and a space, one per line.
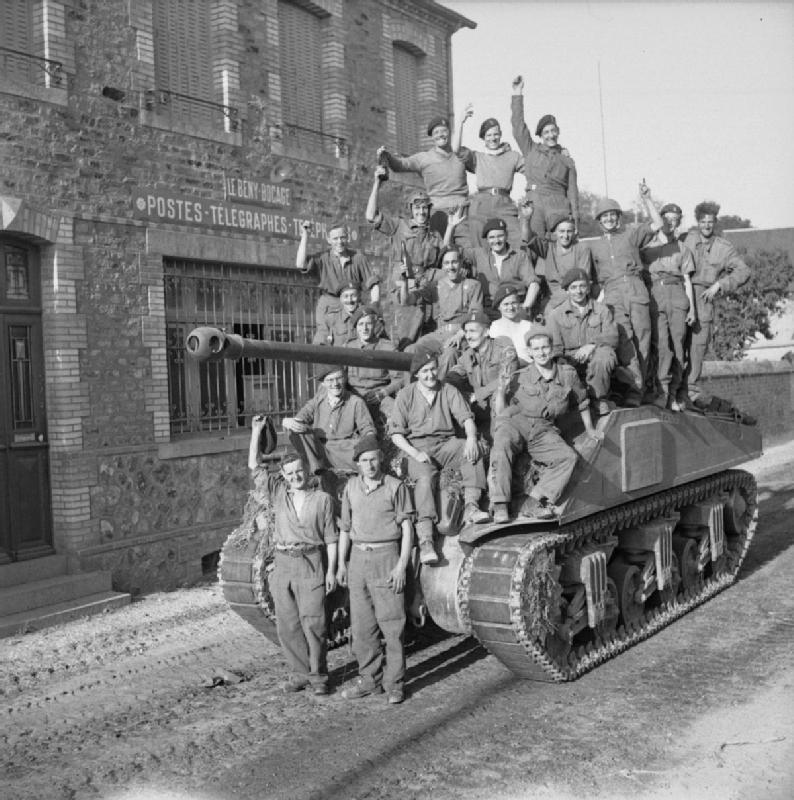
586, 182, 664, 406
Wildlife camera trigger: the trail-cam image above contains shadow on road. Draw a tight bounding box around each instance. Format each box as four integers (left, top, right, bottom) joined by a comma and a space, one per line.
737, 482, 794, 580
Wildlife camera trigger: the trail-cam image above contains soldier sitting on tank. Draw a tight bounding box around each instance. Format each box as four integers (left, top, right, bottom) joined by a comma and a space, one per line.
337, 434, 414, 705
282, 364, 375, 498
344, 305, 403, 420
587, 183, 664, 406
546, 268, 619, 417
389, 346, 490, 565
490, 326, 603, 523
446, 213, 540, 318
312, 281, 362, 346
488, 282, 534, 364
248, 424, 338, 696
296, 221, 380, 323
446, 309, 519, 439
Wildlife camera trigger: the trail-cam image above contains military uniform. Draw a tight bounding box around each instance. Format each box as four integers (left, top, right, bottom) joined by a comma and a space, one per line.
301, 249, 380, 320
490, 361, 588, 506
547, 298, 618, 401
312, 304, 358, 346
588, 222, 657, 393
341, 472, 414, 697
681, 230, 750, 400
261, 470, 337, 691
463, 245, 538, 316
640, 231, 696, 400
533, 240, 595, 316
373, 212, 445, 286
344, 337, 403, 418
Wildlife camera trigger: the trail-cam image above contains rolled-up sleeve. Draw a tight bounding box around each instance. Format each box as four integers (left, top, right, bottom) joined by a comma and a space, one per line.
320, 493, 338, 544
393, 480, 415, 524
388, 389, 411, 436
446, 384, 475, 426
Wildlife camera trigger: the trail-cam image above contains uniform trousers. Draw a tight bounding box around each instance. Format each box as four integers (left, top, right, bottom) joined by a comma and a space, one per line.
406, 436, 486, 523
467, 192, 521, 252
349, 543, 406, 693
681, 291, 716, 401
650, 280, 689, 398
525, 189, 572, 237
271, 549, 328, 688
566, 345, 617, 401
603, 276, 651, 393
489, 413, 577, 505
428, 199, 473, 251
289, 430, 357, 475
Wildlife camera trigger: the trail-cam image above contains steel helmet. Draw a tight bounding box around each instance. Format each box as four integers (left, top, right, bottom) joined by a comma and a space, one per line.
594, 198, 622, 219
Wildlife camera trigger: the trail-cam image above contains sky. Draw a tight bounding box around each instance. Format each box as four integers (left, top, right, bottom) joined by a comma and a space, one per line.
440, 1, 794, 230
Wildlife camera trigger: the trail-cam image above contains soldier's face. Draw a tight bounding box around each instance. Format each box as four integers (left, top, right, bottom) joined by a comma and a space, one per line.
356, 315, 375, 342
663, 212, 681, 234
410, 202, 431, 225
327, 227, 349, 255
698, 214, 716, 238
431, 125, 450, 148
555, 221, 575, 247
540, 123, 559, 147
442, 251, 463, 281
486, 229, 507, 253
323, 370, 346, 397
464, 322, 488, 349
340, 289, 360, 313
528, 336, 553, 367
567, 279, 589, 305
416, 361, 439, 388
598, 211, 620, 233
281, 459, 307, 491
357, 450, 381, 479
483, 125, 502, 149
498, 294, 520, 320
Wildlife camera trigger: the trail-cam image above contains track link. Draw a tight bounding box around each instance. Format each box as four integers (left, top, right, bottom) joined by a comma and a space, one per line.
465, 470, 758, 681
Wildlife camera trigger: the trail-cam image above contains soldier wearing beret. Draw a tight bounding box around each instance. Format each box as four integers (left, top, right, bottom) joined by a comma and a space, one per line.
510, 76, 579, 236
490, 326, 602, 523
640, 203, 697, 409
452, 104, 524, 247
390, 347, 489, 564
447, 309, 519, 437
489, 282, 534, 363
547, 268, 619, 417
247, 436, 338, 695
337, 434, 414, 705
680, 201, 750, 408
377, 116, 473, 248
344, 305, 404, 418
312, 281, 362, 346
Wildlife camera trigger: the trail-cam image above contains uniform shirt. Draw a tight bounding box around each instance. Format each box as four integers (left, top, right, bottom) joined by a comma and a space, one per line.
389, 381, 473, 441
341, 473, 414, 542
640, 230, 695, 279
464, 246, 538, 307
682, 230, 750, 290
489, 318, 533, 363
588, 222, 656, 285
374, 212, 445, 277
447, 336, 518, 405
294, 391, 375, 445
426, 277, 484, 325
510, 361, 589, 420
547, 298, 619, 357
257, 471, 337, 548
464, 144, 523, 191
511, 95, 579, 222
344, 338, 403, 394
302, 249, 379, 296
312, 305, 357, 345
534, 241, 594, 297
383, 148, 470, 207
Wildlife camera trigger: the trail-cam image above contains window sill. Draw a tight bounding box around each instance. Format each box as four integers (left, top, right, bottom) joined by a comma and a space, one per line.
140, 110, 243, 146
0, 77, 68, 106
158, 431, 288, 461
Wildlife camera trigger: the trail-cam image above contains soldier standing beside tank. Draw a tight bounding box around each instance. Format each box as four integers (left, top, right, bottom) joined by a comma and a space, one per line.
587, 183, 664, 406
248, 424, 338, 696
312, 281, 362, 346
377, 116, 473, 248
453, 105, 524, 248
389, 347, 490, 565
547, 268, 619, 417
681, 201, 750, 408
639, 203, 697, 410
296, 221, 380, 322
510, 75, 579, 236
337, 434, 414, 705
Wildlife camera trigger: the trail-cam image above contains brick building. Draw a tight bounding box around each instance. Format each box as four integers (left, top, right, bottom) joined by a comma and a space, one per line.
0, 0, 475, 593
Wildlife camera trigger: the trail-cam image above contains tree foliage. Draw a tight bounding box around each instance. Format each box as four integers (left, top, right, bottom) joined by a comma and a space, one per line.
711, 248, 794, 360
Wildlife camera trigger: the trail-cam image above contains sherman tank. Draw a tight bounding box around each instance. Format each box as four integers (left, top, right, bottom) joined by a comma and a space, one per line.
186, 326, 761, 682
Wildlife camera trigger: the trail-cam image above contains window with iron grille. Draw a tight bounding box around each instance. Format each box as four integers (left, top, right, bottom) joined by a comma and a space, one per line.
393, 42, 421, 155
164, 259, 320, 436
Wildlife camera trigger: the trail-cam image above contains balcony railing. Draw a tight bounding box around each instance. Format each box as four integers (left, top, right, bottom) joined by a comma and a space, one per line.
0, 46, 64, 87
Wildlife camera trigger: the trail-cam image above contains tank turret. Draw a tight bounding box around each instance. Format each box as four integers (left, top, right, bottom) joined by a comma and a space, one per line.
188, 327, 762, 681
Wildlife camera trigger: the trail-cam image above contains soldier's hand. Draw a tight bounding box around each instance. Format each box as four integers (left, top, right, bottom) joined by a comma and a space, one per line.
447, 206, 467, 228
464, 437, 480, 464
300, 220, 312, 234
512, 75, 524, 92
588, 429, 605, 442
519, 196, 534, 218
325, 571, 337, 593
375, 164, 388, 181
363, 389, 381, 404
462, 102, 474, 121
251, 414, 267, 431
388, 564, 406, 594
686, 308, 697, 326
282, 417, 309, 434
701, 283, 721, 302
336, 563, 348, 588
412, 450, 432, 464
639, 180, 651, 198
377, 145, 389, 161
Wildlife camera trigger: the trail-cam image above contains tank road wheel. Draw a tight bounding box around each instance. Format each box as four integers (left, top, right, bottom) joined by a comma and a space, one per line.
724, 484, 751, 537
601, 578, 620, 635
607, 560, 644, 627
658, 552, 681, 607
672, 535, 700, 592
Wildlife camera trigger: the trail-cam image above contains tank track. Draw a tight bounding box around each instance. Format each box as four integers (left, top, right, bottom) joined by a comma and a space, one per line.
464, 469, 758, 682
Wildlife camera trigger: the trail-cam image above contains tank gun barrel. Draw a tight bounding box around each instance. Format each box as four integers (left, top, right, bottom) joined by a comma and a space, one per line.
185, 326, 414, 372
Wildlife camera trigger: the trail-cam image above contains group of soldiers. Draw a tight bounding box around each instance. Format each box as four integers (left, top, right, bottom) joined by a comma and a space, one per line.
249, 78, 751, 702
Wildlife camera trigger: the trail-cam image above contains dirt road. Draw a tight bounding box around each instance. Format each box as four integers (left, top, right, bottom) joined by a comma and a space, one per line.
2, 443, 793, 800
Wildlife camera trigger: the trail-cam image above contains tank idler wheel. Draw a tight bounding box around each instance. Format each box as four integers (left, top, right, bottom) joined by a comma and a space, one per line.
607, 559, 644, 627
673, 535, 700, 592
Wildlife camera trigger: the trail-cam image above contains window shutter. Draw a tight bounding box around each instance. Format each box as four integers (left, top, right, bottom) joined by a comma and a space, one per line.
393, 44, 419, 155
278, 1, 322, 132
0, 0, 33, 83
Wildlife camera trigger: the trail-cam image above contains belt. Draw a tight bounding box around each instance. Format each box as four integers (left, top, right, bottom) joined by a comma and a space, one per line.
478, 187, 510, 196
528, 185, 565, 196
606, 274, 643, 284
276, 545, 321, 557
352, 541, 397, 551
652, 276, 683, 286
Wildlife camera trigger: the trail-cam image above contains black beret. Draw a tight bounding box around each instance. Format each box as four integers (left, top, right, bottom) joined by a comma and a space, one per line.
546, 211, 574, 232
561, 268, 591, 289
535, 114, 557, 137
481, 217, 508, 238
525, 324, 552, 344
660, 203, 683, 216
312, 362, 346, 381
409, 345, 440, 375
492, 282, 524, 309
350, 305, 378, 328
353, 433, 381, 462
478, 117, 500, 139
339, 281, 362, 294
256, 415, 278, 456
426, 116, 450, 136
280, 449, 304, 468
463, 309, 491, 328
